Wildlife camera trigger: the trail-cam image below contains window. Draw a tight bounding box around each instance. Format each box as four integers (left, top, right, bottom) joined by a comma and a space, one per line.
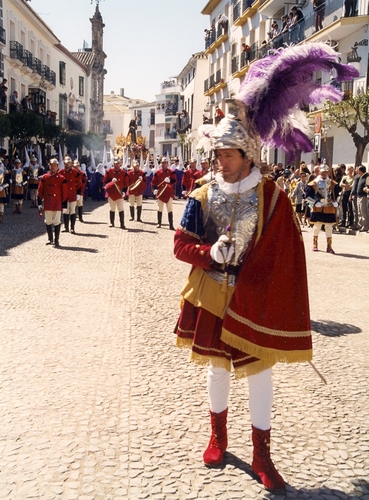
79, 76, 84, 96
149, 130, 155, 147
150, 109, 155, 125
59, 94, 67, 128
59, 61, 66, 85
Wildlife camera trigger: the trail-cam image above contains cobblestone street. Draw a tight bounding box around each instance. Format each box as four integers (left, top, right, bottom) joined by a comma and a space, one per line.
0, 198, 368, 500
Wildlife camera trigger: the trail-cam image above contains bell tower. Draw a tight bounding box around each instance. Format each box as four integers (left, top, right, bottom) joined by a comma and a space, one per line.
90, 2, 106, 133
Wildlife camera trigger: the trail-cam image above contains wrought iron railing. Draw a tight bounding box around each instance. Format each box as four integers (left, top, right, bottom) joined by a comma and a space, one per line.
0, 26, 6, 45
10, 41, 23, 62
33, 57, 42, 75
23, 50, 33, 69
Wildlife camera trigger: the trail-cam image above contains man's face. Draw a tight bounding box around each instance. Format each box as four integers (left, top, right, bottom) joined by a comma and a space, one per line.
65, 161, 72, 170
277, 163, 283, 170
50, 163, 58, 174
114, 162, 120, 171
320, 170, 329, 179
190, 162, 197, 171
201, 161, 209, 171
216, 148, 251, 184
162, 161, 168, 170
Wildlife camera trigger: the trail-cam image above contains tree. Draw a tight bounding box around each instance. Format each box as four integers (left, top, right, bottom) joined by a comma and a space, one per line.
9, 112, 44, 150
324, 90, 369, 166
0, 113, 11, 140
41, 123, 62, 147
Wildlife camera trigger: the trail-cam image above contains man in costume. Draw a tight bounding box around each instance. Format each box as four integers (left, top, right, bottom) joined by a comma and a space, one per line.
0, 161, 10, 223
59, 156, 82, 234
26, 155, 44, 208
173, 42, 357, 492
306, 164, 338, 253
73, 160, 87, 222
127, 159, 146, 222
37, 159, 68, 247
103, 156, 128, 229
181, 158, 199, 197
10, 159, 27, 214
151, 157, 177, 230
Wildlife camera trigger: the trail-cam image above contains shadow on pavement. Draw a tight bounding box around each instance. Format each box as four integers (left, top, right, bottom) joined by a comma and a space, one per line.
311, 319, 361, 336
127, 228, 159, 234
75, 233, 108, 239
55, 245, 99, 253
205, 452, 367, 498
0, 200, 106, 257
336, 253, 369, 260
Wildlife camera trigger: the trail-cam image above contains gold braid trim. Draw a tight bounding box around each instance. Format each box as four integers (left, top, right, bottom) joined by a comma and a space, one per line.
233, 359, 276, 379
255, 178, 265, 245
176, 337, 193, 349
226, 309, 311, 338
190, 352, 231, 371
221, 328, 312, 364
189, 183, 210, 213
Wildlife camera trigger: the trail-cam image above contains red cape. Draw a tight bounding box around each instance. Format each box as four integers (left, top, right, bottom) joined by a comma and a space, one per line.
221, 178, 312, 364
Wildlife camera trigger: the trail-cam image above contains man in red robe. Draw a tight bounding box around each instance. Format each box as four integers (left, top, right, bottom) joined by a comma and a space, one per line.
174, 109, 312, 493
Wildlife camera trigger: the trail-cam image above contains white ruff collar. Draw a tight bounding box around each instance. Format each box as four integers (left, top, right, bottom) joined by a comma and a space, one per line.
215, 167, 262, 195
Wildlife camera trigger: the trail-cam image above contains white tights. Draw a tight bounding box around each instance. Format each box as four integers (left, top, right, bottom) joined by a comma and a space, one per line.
207, 366, 273, 431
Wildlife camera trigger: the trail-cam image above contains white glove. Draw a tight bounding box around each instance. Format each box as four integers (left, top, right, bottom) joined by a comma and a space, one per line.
153, 189, 158, 195
38, 205, 42, 211
138, 176, 142, 180
76, 194, 80, 201
0, 186, 3, 192
164, 177, 170, 183
332, 201, 338, 208
62, 208, 67, 214
112, 178, 117, 183
315, 202, 323, 208
210, 235, 235, 264
9, 179, 12, 184
182, 191, 187, 196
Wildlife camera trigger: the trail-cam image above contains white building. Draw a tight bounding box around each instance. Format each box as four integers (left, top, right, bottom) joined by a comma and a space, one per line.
0, 0, 107, 157
103, 89, 148, 152
177, 51, 209, 156
201, 0, 369, 167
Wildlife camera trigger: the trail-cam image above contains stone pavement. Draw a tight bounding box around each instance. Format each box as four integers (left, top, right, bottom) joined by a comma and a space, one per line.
0, 198, 368, 500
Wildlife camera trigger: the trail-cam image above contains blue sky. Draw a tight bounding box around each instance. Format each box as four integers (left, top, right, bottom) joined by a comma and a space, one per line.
30, 0, 209, 102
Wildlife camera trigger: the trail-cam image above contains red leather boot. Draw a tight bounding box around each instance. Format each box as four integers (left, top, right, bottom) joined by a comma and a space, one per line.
203, 408, 228, 466
251, 426, 285, 491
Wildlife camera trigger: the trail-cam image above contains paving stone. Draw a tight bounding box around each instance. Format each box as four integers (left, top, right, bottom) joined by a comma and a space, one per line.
0, 200, 368, 498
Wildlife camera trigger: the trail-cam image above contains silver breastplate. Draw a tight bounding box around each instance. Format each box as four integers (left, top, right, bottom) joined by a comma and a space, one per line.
316, 178, 332, 204
204, 181, 258, 266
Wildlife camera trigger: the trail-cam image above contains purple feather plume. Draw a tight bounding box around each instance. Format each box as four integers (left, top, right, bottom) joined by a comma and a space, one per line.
235, 42, 359, 160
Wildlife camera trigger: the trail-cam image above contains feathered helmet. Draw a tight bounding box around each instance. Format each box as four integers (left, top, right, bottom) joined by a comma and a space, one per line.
197, 42, 359, 162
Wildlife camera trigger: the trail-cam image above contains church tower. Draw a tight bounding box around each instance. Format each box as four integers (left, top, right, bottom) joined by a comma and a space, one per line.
89, 3, 106, 133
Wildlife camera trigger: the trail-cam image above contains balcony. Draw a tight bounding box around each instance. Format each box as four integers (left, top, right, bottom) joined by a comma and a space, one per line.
0, 26, 6, 46
10, 41, 24, 64
204, 69, 227, 96
204, 22, 228, 54
23, 50, 33, 70
67, 111, 85, 133
232, 50, 253, 78
33, 57, 42, 76
42, 65, 56, 85
233, 0, 261, 26
303, 0, 369, 42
